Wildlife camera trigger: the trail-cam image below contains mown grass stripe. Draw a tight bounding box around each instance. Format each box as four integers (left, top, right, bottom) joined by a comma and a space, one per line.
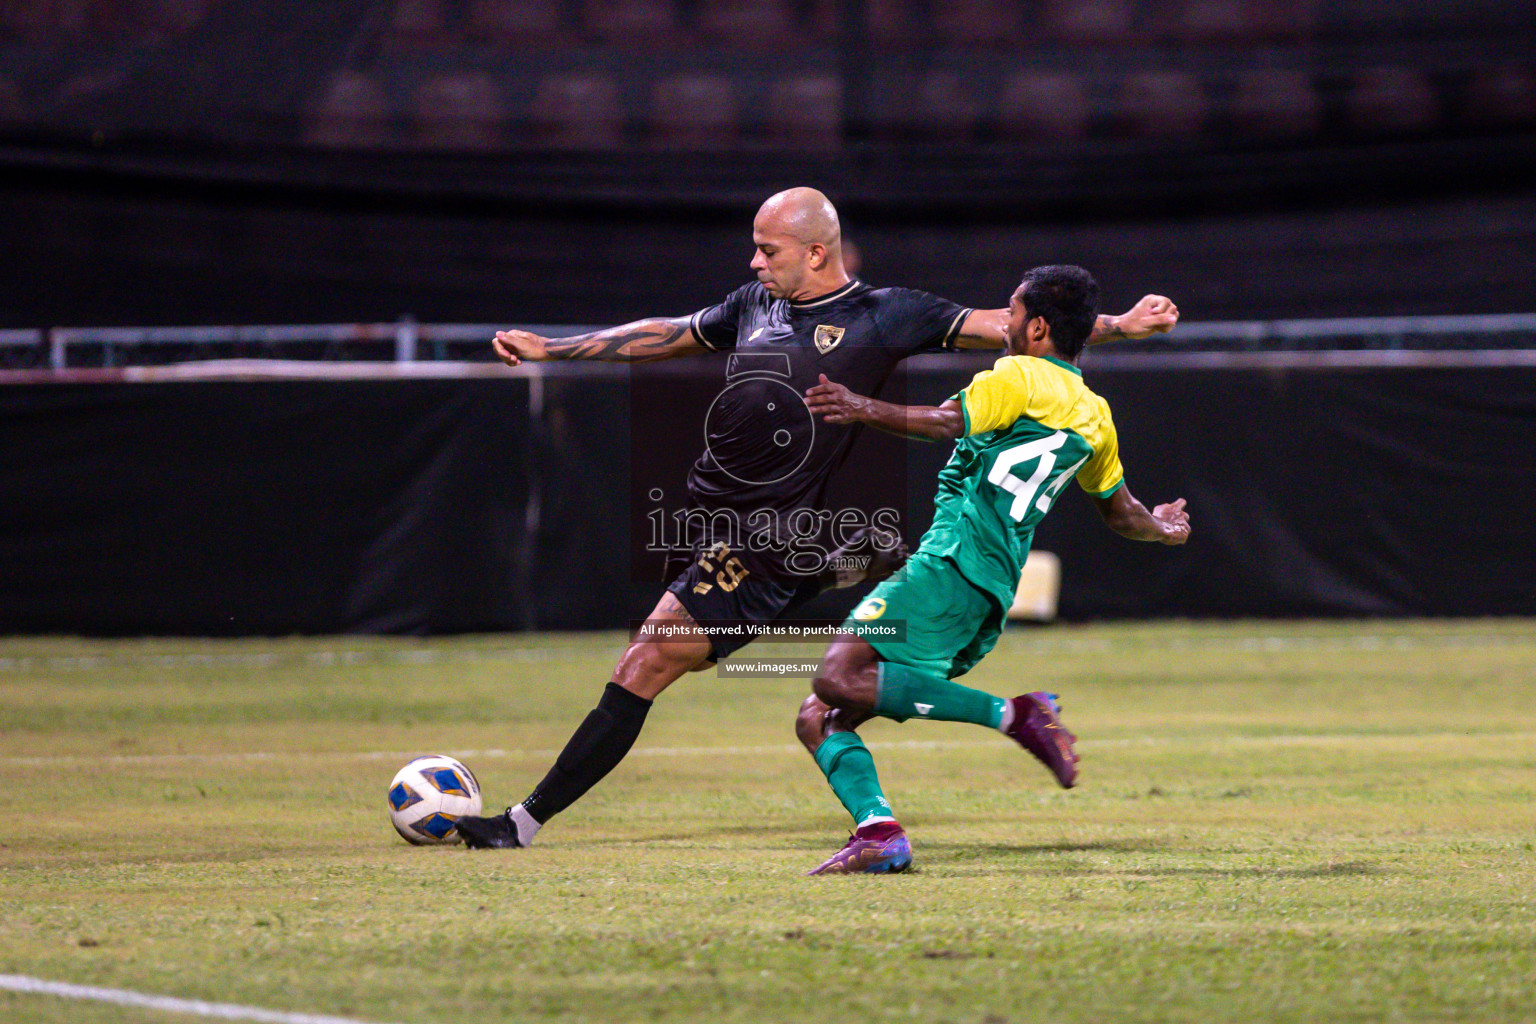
4, 729, 1530, 769
0, 630, 1528, 674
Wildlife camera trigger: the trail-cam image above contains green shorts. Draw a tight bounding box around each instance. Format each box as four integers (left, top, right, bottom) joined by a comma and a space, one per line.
843, 550, 1005, 679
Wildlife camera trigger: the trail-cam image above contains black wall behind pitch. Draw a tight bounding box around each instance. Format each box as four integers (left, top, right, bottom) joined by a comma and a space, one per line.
2, 364, 1532, 635
0, 380, 535, 634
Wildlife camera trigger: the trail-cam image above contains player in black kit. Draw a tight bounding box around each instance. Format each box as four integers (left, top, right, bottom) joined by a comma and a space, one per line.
456, 187, 1178, 849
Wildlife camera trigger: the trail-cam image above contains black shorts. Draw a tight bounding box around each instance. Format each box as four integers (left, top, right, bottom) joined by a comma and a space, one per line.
663, 544, 810, 662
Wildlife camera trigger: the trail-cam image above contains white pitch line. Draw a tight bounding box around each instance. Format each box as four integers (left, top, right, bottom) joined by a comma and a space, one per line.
0, 974, 395, 1024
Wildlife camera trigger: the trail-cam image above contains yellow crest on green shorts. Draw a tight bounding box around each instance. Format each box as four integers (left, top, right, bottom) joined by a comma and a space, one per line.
853, 596, 887, 621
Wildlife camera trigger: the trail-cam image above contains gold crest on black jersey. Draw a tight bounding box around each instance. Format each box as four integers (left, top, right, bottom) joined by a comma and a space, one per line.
813, 324, 845, 354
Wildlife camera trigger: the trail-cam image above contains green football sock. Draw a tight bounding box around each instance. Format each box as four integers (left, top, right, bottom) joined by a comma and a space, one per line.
874, 661, 1006, 727
812, 731, 895, 827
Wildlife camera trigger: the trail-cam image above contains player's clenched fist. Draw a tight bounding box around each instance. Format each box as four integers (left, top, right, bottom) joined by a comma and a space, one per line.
491, 330, 550, 367
1119, 295, 1180, 339
1152, 498, 1191, 545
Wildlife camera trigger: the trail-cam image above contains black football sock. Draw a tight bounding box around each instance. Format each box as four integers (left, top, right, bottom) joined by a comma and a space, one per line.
519, 682, 653, 825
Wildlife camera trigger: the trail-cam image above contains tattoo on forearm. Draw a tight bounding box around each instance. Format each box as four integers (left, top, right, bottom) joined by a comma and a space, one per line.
1090, 314, 1123, 345
544, 320, 689, 362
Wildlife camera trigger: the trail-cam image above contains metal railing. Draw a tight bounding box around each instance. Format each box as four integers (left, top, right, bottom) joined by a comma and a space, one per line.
1, 314, 1533, 379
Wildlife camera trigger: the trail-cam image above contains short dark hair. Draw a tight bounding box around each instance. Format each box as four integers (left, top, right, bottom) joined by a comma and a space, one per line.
1019, 265, 1100, 361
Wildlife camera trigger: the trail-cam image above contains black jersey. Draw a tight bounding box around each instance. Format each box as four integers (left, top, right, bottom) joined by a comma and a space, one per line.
683, 279, 970, 579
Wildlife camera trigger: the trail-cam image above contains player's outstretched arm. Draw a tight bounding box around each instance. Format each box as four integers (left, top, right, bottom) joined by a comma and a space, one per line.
492, 317, 707, 366
1091, 487, 1190, 545
952, 308, 1010, 349
804, 374, 964, 441
1088, 295, 1181, 345
952, 295, 1180, 350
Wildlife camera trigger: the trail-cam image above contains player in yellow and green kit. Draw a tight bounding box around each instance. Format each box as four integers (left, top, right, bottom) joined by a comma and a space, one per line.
796, 264, 1192, 875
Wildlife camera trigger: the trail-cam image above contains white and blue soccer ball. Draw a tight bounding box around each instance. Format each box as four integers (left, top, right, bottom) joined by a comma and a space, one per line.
387, 755, 482, 845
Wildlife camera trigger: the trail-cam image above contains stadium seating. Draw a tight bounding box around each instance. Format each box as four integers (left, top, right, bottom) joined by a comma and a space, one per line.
466, 0, 567, 46
1, 0, 212, 40
1040, 0, 1137, 45
529, 72, 624, 148
0, 0, 1520, 154
412, 72, 509, 149
997, 71, 1092, 141
1114, 71, 1208, 137
1247, 0, 1318, 41
0, 0, 52, 38
579, 0, 683, 45
388, 0, 451, 47
1227, 68, 1321, 138
53, 0, 96, 33
648, 73, 737, 149
864, 0, 920, 46
766, 73, 841, 149
1345, 66, 1440, 135
0, 77, 23, 125
910, 70, 981, 142
128, 0, 211, 41
1157, 0, 1317, 44
1160, 0, 1260, 43
1462, 65, 1536, 129
931, 0, 1024, 48
303, 71, 395, 148
695, 0, 799, 46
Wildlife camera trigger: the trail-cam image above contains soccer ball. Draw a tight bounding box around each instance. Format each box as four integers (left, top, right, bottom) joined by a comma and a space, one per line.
386, 755, 482, 845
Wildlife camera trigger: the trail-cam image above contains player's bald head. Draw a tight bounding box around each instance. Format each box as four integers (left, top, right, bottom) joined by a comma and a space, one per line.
750, 187, 851, 301
756, 187, 842, 248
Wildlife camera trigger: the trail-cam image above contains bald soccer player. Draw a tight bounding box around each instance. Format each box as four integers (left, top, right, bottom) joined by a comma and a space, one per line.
456, 188, 1178, 850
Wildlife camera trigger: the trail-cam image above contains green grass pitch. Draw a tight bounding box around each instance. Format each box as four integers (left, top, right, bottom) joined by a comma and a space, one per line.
1, 620, 1533, 1024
